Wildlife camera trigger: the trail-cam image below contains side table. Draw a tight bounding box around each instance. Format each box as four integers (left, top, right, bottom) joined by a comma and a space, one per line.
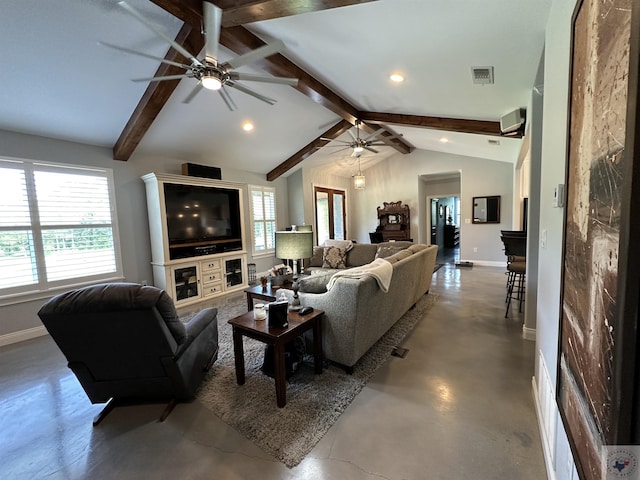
228, 309, 323, 408
243, 283, 291, 311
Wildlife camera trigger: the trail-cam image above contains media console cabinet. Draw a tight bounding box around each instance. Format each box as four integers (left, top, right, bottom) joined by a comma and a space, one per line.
142, 172, 248, 307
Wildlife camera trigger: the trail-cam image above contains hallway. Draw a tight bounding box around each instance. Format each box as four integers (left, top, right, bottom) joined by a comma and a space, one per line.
0, 264, 545, 479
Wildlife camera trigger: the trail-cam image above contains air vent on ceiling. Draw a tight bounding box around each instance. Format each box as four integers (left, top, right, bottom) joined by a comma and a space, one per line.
488, 139, 501, 146
471, 66, 494, 85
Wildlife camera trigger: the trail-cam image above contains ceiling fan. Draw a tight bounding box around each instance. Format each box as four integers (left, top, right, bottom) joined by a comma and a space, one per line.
100, 1, 298, 110
321, 120, 403, 157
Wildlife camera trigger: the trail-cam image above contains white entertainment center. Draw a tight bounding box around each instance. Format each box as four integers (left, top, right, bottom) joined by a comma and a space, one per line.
142, 172, 248, 306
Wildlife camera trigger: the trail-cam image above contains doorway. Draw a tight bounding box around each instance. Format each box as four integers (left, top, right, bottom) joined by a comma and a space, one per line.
314, 186, 346, 244
428, 195, 460, 264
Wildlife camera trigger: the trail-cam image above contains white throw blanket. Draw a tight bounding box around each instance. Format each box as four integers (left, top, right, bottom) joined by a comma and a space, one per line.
326, 257, 393, 293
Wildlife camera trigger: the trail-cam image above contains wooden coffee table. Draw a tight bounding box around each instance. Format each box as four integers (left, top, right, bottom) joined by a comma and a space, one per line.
228, 309, 324, 408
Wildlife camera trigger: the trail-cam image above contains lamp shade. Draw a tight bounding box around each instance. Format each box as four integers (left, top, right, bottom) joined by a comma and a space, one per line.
354, 174, 366, 189
275, 231, 313, 260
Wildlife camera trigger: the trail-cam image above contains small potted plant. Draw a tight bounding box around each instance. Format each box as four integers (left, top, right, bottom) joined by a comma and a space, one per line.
260, 276, 268, 289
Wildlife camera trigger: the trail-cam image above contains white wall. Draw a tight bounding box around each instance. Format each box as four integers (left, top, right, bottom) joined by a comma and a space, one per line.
0, 129, 288, 341
534, 0, 580, 479
351, 150, 515, 263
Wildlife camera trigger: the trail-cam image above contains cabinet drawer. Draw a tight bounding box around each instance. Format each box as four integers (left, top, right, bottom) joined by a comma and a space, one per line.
201, 260, 221, 273
202, 272, 221, 283
203, 282, 223, 297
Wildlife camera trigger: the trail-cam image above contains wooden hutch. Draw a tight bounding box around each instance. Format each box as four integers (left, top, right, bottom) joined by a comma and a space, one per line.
371, 201, 411, 242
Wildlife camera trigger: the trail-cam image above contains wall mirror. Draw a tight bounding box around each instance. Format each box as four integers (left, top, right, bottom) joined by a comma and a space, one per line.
472, 196, 501, 224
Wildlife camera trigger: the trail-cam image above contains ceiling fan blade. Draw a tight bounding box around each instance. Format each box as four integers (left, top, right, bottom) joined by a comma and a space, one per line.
229, 82, 276, 105
219, 86, 238, 111
222, 40, 285, 70
229, 72, 298, 86
363, 128, 386, 142
364, 146, 380, 154
98, 41, 192, 69
117, 1, 202, 67
182, 83, 204, 104
346, 128, 357, 141
132, 74, 190, 82
203, 1, 221, 63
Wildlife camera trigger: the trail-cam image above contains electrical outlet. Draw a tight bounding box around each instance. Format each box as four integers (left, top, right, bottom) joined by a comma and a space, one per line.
473, 247, 478, 253
141, 280, 148, 286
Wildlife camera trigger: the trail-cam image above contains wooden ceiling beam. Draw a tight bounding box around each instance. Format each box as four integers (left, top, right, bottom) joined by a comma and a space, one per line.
113, 24, 203, 161
359, 111, 515, 138
266, 120, 352, 181
218, 0, 380, 27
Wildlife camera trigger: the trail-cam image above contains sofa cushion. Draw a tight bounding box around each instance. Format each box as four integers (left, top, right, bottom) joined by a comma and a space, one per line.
375, 244, 407, 259
297, 272, 334, 293
386, 249, 413, 264
407, 244, 427, 253
322, 246, 348, 269
346, 244, 378, 267
309, 246, 325, 267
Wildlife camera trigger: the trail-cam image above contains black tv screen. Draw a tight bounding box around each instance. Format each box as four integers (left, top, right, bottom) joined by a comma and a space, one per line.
163, 183, 242, 246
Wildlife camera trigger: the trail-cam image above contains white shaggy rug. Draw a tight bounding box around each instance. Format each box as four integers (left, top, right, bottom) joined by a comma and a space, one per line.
194, 293, 438, 468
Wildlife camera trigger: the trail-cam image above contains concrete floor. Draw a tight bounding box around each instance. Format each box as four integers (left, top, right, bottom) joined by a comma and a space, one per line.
0, 261, 546, 479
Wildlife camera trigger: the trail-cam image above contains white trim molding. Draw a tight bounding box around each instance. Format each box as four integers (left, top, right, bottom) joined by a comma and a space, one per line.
0, 326, 48, 347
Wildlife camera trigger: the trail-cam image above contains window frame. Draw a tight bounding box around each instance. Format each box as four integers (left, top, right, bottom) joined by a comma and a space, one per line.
0, 157, 124, 305
248, 184, 277, 258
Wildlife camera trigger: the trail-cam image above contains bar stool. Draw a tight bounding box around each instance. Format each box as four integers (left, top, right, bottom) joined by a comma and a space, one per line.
500, 235, 526, 317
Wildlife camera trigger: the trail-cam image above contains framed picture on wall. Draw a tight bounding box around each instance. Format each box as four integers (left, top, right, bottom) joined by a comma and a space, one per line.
557, 1, 640, 479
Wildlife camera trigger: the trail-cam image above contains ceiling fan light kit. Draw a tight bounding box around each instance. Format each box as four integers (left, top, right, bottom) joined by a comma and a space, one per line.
108, 1, 298, 110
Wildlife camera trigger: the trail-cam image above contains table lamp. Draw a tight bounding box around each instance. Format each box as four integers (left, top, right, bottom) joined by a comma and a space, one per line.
275, 230, 313, 310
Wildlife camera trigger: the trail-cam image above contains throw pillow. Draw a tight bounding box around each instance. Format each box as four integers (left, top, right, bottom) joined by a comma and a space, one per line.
386, 249, 413, 263
297, 272, 334, 294
374, 244, 406, 259
322, 246, 347, 269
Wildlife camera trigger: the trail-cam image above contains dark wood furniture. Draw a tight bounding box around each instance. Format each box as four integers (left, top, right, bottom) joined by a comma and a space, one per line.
372, 201, 411, 242
244, 284, 281, 310
444, 224, 460, 248
228, 309, 324, 408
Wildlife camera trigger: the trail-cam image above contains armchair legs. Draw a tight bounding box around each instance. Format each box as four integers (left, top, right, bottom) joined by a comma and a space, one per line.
92, 397, 179, 426
93, 397, 117, 426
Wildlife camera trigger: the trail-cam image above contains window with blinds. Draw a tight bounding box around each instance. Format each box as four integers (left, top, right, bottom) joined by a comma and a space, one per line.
0, 158, 123, 299
249, 185, 276, 256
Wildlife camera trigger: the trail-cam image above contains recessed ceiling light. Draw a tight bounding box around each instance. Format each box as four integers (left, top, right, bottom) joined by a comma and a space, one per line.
390, 73, 404, 83
242, 122, 254, 132
440, 137, 449, 143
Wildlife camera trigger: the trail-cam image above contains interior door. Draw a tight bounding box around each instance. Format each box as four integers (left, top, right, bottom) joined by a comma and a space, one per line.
315, 187, 346, 244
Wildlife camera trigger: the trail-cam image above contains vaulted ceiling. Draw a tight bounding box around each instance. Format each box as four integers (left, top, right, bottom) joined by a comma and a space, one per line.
0, 0, 551, 179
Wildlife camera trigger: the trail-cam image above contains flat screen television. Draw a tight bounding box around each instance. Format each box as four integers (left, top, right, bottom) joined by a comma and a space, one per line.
163, 182, 243, 259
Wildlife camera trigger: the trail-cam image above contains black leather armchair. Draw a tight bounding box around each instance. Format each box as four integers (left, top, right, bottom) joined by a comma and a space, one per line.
37, 282, 218, 424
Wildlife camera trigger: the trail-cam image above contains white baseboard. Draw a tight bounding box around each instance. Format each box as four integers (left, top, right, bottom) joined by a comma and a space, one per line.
532, 376, 557, 480
0, 326, 48, 347
522, 325, 536, 341
458, 259, 506, 267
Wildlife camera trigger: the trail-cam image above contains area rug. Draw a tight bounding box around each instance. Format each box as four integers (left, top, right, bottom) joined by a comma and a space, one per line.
194, 293, 438, 468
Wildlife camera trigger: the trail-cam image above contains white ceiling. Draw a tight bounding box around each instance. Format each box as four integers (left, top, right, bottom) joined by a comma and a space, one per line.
0, 0, 551, 178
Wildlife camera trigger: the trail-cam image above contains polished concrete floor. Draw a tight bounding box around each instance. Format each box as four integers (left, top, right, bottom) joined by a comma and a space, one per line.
0, 262, 545, 479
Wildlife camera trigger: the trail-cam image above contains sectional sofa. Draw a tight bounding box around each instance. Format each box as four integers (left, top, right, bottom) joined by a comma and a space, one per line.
282, 241, 438, 371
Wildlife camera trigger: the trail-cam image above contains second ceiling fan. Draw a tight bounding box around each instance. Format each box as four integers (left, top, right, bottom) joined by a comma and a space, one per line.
102, 1, 298, 110
321, 120, 403, 157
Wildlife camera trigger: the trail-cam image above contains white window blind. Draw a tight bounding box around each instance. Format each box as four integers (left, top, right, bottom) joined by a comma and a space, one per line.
0, 159, 122, 298
249, 185, 276, 256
